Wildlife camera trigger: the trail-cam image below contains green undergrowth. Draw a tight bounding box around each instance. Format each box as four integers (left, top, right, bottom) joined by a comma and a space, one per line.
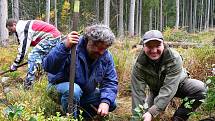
163, 27, 215, 44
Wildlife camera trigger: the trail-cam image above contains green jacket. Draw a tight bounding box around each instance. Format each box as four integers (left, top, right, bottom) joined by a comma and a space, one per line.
132, 47, 188, 117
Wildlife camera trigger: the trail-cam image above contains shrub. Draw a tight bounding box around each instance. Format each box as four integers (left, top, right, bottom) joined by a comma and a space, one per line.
202, 76, 215, 117
179, 46, 215, 81
163, 27, 202, 43
110, 38, 139, 96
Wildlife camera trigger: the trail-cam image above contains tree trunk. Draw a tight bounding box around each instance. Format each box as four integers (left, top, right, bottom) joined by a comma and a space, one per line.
124, 0, 128, 32
54, 0, 57, 27
210, 0, 214, 28
188, 0, 192, 33
104, 0, 110, 26
119, 0, 124, 38
182, 0, 185, 27
154, 7, 157, 29
11, 0, 14, 17
149, 8, 152, 30
13, 0, 19, 20
165, 15, 168, 28
138, 0, 142, 36
184, 0, 189, 29
205, 0, 210, 31
135, 0, 139, 36
128, 0, 135, 36
0, 0, 9, 47
193, 0, 197, 32
95, 0, 100, 23
175, 0, 179, 29
46, 0, 50, 23
200, 0, 204, 32
160, 0, 163, 31
204, 0, 208, 30
112, 0, 119, 35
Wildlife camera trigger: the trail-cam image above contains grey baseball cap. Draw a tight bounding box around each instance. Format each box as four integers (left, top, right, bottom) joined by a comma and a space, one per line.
142, 30, 164, 44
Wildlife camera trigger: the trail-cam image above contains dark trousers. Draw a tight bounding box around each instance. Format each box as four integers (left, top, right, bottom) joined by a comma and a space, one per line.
173, 79, 207, 120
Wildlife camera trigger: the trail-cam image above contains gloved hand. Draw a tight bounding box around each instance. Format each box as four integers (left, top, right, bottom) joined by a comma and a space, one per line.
10, 63, 18, 72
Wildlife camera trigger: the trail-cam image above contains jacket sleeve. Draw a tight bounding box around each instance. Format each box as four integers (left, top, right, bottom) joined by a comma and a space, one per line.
100, 53, 118, 105
14, 37, 31, 64
14, 21, 32, 64
131, 62, 148, 116
42, 42, 71, 74
148, 55, 183, 117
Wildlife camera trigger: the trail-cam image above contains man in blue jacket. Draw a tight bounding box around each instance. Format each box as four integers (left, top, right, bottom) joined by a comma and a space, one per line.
42, 24, 118, 118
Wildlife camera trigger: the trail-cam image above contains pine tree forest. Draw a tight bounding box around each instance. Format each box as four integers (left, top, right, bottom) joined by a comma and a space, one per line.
0, 0, 215, 121
2, 0, 215, 36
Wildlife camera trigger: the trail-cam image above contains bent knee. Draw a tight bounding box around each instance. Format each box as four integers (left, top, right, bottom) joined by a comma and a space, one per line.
73, 84, 83, 101
195, 80, 207, 99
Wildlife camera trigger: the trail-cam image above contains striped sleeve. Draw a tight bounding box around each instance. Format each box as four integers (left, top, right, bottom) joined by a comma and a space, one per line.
14, 20, 32, 64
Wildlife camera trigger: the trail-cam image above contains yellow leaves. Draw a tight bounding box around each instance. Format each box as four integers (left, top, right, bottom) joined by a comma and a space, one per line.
61, 0, 71, 24
50, 11, 55, 19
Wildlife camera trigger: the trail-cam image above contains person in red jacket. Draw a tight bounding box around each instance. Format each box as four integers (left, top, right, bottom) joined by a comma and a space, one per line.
6, 18, 61, 89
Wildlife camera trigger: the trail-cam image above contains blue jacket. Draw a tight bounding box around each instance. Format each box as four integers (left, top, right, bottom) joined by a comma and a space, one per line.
42, 37, 118, 105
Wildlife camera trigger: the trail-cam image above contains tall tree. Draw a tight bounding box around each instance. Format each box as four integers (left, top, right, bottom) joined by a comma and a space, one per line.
204, 0, 208, 30
128, 0, 135, 36
104, 0, 110, 26
200, 0, 204, 32
193, 0, 197, 32
0, 0, 9, 46
45, 0, 50, 23
210, 0, 214, 28
138, 0, 142, 36
54, 0, 57, 27
135, 0, 139, 35
119, 0, 124, 38
160, 0, 163, 31
205, 0, 210, 31
95, 0, 100, 23
175, 0, 179, 29
13, 0, 19, 20
154, 7, 157, 29
149, 8, 153, 30
181, 0, 185, 27
184, 0, 189, 28
188, 0, 193, 32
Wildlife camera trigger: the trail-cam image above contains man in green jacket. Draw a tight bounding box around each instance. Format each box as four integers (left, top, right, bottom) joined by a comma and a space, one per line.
131, 30, 207, 121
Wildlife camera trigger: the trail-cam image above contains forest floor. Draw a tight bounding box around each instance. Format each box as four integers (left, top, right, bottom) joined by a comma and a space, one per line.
111, 96, 132, 121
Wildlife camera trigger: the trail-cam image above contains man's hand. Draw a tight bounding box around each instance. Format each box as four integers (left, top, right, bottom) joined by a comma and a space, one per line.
142, 112, 152, 121
97, 102, 109, 117
64, 31, 79, 48
10, 63, 18, 72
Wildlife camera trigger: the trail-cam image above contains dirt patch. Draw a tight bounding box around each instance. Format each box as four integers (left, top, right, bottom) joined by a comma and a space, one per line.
111, 96, 132, 121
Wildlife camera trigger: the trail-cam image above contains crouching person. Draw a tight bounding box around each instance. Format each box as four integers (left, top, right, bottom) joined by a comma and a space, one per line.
131, 30, 207, 121
42, 24, 118, 119
6, 19, 62, 89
